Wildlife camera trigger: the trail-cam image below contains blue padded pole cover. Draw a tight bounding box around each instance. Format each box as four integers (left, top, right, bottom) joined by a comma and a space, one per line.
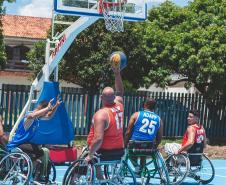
30, 81, 74, 144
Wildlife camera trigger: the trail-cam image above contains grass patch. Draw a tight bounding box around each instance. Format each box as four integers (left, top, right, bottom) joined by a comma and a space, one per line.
74, 136, 87, 146
160, 138, 181, 146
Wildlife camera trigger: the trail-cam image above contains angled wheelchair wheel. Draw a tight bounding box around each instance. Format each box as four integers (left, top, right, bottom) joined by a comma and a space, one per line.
0, 147, 7, 159
190, 154, 215, 184
32, 159, 56, 184
153, 151, 170, 185
165, 154, 190, 185
104, 160, 136, 185
0, 151, 33, 185
40, 160, 56, 184
46, 160, 56, 183
62, 159, 93, 185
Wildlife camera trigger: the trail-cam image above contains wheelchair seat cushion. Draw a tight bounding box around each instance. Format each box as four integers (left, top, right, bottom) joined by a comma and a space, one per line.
188, 143, 204, 166
189, 154, 202, 166
188, 143, 204, 153
97, 148, 124, 161
127, 141, 157, 155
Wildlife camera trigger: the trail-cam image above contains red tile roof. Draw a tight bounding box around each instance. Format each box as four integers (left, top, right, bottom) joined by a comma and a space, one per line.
2, 15, 51, 39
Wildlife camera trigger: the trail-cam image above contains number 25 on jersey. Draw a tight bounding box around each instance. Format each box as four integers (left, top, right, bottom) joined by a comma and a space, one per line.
139, 118, 157, 135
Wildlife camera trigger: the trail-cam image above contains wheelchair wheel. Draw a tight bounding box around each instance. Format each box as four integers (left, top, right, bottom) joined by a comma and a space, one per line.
0, 151, 33, 185
31, 159, 57, 184
191, 154, 215, 184
165, 154, 190, 185
0, 147, 7, 161
153, 151, 170, 185
48, 160, 56, 182
103, 160, 136, 185
62, 159, 93, 185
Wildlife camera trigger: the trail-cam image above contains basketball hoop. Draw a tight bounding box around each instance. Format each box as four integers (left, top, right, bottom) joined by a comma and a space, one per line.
99, 0, 127, 32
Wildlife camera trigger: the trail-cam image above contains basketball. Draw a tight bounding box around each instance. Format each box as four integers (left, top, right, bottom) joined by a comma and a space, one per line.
110, 51, 127, 71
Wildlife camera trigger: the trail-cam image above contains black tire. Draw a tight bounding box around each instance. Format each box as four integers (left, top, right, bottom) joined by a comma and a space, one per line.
62, 160, 78, 185
193, 154, 215, 184
165, 154, 190, 185
0, 152, 33, 185
62, 159, 93, 185
48, 160, 56, 182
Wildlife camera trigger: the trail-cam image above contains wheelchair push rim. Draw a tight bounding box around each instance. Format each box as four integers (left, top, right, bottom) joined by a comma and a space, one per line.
0, 151, 33, 185
62, 159, 93, 185
190, 153, 215, 184
165, 153, 190, 185
102, 160, 136, 185
127, 150, 170, 185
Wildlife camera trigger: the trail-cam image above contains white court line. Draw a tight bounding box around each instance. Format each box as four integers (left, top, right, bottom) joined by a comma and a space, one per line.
213, 167, 226, 170
201, 173, 226, 178
56, 168, 67, 171
214, 174, 226, 178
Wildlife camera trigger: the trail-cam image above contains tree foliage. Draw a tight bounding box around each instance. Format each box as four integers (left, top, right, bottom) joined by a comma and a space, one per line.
27, 0, 226, 101
143, 0, 226, 102
28, 16, 147, 93
0, 0, 16, 69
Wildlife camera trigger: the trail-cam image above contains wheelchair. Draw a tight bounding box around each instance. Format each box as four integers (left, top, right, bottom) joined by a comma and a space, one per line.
0, 146, 56, 185
126, 141, 170, 185
62, 146, 136, 185
165, 143, 215, 185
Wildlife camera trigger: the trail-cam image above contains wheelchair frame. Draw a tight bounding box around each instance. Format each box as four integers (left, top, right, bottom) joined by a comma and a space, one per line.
165, 152, 215, 185
0, 146, 56, 185
125, 144, 170, 185
62, 146, 136, 185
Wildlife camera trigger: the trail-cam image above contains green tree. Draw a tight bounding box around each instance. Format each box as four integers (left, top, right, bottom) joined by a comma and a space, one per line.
28, 17, 147, 93
142, 0, 226, 132
0, 0, 15, 69
143, 0, 226, 102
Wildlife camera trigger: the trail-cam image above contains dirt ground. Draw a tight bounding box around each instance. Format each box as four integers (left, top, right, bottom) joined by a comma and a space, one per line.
203, 145, 226, 159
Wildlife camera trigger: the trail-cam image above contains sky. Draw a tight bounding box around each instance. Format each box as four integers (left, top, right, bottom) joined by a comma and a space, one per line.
3, 0, 190, 18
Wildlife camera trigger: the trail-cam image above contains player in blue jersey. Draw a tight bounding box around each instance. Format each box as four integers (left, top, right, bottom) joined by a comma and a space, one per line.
1, 98, 61, 182
0, 97, 61, 158
125, 98, 163, 171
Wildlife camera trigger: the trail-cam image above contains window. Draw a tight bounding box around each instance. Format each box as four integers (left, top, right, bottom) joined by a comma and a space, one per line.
12, 47, 20, 60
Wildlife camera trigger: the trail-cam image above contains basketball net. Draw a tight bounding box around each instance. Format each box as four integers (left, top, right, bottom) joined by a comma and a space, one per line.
99, 0, 126, 32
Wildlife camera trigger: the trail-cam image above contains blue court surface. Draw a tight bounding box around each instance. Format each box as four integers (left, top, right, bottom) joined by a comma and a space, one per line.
54, 159, 226, 184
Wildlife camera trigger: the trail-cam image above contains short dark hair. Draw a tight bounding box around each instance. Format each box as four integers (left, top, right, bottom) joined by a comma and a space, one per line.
189, 110, 200, 118
144, 98, 156, 110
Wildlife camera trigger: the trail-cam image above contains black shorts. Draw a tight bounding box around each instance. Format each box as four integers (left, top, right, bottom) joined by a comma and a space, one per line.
19, 143, 44, 160
97, 148, 124, 161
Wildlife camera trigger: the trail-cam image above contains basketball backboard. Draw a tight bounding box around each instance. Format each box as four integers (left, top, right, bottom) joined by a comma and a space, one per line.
54, 0, 147, 21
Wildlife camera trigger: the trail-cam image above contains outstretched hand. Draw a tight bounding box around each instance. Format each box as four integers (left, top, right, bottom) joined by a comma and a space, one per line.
110, 55, 121, 74
56, 95, 63, 106
47, 96, 62, 111
48, 98, 54, 110
112, 66, 120, 74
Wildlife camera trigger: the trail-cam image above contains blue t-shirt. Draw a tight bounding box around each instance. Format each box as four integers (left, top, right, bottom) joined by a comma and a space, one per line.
7, 116, 39, 151
131, 110, 160, 141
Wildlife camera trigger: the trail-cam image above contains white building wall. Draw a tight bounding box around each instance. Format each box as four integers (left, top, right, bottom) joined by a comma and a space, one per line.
138, 83, 199, 94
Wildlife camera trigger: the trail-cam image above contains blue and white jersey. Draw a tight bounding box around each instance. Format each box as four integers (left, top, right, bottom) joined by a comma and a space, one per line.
7, 116, 39, 151
131, 110, 160, 141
